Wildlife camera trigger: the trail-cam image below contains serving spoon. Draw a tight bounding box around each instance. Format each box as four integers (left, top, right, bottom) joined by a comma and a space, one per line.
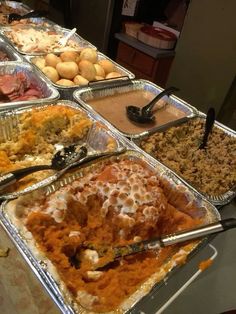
0, 145, 87, 191
77, 218, 236, 270
59, 27, 77, 46
198, 107, 215, 149
8, 10, 48, 24
126, 86, 179, 124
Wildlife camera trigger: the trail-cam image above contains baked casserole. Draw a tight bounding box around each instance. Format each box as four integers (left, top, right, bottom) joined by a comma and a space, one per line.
6, 154, 212, 312
0, 104, 92, 189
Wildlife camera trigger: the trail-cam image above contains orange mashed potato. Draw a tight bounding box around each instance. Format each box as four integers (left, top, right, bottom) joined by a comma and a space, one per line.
20, 157, 206, 312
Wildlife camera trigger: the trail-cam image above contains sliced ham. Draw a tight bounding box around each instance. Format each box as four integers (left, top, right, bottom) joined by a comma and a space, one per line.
0, 72, 43, 103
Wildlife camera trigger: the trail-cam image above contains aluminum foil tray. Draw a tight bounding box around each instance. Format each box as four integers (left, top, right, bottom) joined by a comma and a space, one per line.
0, 0, 31, 26
0, 61, 59, 110
25, 51, 134, 92
0, 99, 127, 200
1, 25, 97, 55
0, 1, 30, 14
0, 34, 22, 61
0, 149, 220, 314
73, 79, 197, 139
133, 114, 236, 206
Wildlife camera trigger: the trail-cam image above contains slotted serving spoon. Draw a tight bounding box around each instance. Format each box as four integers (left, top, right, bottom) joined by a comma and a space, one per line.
79, 218, 236, 270
8, 10, 47, 23
126, 86, 179, 124
0, 145, 87, 191
0, 122, 120, 192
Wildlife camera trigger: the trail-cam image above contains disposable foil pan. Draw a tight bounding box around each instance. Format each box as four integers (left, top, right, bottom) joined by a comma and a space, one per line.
0, 34, 22, 61
4, 16, 56, 27
0, 1, 30, 14
0, 99, 127, 200
133, 114, 236, 206
0, 149, 220, 314
25, 51, 135, 100
0, 61, 59, 110
73, 79, 198, 139
0, 25, 96, 55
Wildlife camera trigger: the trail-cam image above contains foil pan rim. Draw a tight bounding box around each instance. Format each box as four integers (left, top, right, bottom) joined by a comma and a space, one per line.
0, 25, 97, 55
0, 150, 221, 314
0, 61, 60, 110
73, 79, 198, 138
0, 34, 23, 61
25, 51, 135, 90
0, 99, 128, 200
133, 113, 236, 206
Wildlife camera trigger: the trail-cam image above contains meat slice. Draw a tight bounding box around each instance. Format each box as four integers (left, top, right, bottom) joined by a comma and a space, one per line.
0, 74, 22, 95
0, 72, 43, 103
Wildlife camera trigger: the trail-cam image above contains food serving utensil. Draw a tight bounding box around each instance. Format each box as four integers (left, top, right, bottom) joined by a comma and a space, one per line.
0, 121, 122, 194
126, 86, 179, 124
199, 107, 215, 149
81, 218, 236, 270
8, 10, 48, 24
0, 145, 87, 191
58, 27, 77, 46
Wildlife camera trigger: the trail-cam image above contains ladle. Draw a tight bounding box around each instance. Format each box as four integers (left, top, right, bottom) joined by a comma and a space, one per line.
0, 145, 87, 191
126, 86, 179, 124
8, 10, 47, 24
198, 107, 215, 149
79, 218, 236, 270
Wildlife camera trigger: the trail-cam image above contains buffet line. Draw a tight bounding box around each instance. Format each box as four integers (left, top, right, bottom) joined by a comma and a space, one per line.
0, 1, 235, 314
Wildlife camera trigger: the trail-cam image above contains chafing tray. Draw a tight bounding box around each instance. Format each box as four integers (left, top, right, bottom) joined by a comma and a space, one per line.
0, 99, 127, 200
0, 61, 59, 110
73, 79, 198, 139
132, 114, 236, 206
25, 51, 135, 100
0, 25, 96, 55
0, 34, 22, 61
0, 149, 220, 314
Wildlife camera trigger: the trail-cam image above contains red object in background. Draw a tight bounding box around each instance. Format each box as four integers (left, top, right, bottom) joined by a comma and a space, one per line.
138, 25, 177, 49
140, 25, 177, 41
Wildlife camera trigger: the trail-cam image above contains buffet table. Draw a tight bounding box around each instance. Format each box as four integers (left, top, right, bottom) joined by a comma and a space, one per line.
0, 2, 235, 314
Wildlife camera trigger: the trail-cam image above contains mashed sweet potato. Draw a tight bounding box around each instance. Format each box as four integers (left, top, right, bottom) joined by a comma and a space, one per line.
19, 157, 206, 312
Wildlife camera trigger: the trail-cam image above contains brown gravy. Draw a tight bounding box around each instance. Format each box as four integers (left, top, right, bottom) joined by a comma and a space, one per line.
87, 90, 186, 134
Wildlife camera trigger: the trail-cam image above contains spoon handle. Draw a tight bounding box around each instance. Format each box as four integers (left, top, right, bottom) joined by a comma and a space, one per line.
110, 218, 236, 260
22, 10, 48, 19
142, 86, 179, 115
199, 107, 215, 149
0, 165, 51, 191
59, 28, 77, 46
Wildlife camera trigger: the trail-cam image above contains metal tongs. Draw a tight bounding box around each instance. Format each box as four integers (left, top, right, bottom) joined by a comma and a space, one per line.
81, 218, 236, 270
